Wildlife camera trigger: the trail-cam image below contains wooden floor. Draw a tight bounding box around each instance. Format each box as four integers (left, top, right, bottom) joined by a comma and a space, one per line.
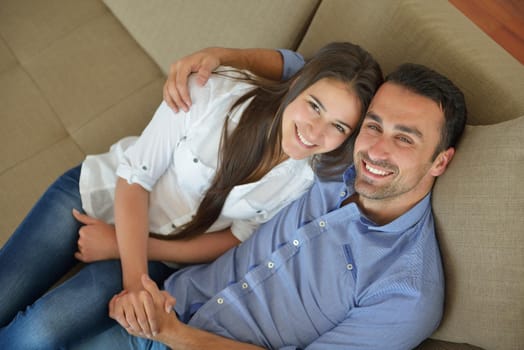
449, 0, 524, 64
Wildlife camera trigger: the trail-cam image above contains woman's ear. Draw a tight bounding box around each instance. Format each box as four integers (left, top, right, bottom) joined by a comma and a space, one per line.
430, 147, 455, 177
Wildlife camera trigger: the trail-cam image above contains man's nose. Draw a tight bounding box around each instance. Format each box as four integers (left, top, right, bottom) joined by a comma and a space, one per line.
367, 137, 390, 160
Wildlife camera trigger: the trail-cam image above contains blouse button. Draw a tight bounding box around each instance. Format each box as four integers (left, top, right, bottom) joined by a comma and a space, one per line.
319, 220, 326, 227
142, 165, 148, 171
292, 239, 299, 246
267, 261, 275, 269
241, 282, 249, 289
346, 263, 354, 271
193, 158, 198, 163
171, 223, 176, 229
217, 297, 224, 304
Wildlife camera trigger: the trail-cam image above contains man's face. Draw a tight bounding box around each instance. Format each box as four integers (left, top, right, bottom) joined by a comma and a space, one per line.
353, 82, 451, 204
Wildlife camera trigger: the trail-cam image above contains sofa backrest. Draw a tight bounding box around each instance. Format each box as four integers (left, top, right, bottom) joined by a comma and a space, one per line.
102, 0, 524, 349
103, 0, 320, 75
297, 0, 524, 126
297, 1, 524, 349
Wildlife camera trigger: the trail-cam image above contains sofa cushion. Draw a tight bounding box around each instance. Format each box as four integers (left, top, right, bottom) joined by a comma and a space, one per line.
297, 0, 524, 126
102, 0, 320, 74
431, 116, 524, 349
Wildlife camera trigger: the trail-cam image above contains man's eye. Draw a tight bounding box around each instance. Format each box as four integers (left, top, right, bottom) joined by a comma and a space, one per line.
367, 124, 380, 131
397, 136, 413, 144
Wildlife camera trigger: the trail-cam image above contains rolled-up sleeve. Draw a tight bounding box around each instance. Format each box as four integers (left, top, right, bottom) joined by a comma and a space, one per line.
277, 49, 305, 80
116, 101, 186, 191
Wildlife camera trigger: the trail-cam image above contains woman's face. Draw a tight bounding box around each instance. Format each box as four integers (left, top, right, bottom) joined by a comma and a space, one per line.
281, 77, 362, 160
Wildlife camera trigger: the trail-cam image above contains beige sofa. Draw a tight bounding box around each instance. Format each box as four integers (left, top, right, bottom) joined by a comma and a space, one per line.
1, 0, 522, 349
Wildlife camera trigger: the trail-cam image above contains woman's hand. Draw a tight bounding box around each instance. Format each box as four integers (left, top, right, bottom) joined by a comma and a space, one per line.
73, 209, 119, 262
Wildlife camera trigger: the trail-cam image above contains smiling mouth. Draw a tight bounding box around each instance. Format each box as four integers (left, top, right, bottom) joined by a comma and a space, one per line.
296, 127, 316, 148
363, 160, 394, 177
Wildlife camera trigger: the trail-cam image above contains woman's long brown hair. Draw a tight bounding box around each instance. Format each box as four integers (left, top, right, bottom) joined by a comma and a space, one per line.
158, 42, 383, 241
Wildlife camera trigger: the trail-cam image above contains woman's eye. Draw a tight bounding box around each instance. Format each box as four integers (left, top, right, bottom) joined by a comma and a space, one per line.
333, 124, 346, 134
308, 101, 320, 113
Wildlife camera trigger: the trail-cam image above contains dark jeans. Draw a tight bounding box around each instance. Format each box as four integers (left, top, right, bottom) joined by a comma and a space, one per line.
0, 165, 174, 349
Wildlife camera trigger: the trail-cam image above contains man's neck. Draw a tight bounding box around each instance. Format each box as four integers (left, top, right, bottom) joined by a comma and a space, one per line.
342, 192, 428, 226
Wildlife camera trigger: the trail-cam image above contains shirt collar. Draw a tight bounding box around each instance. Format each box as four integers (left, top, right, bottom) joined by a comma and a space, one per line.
341, 165, 432, 233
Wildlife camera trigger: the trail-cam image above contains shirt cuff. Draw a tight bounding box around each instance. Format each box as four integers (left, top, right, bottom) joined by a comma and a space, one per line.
276, 49, 305, 81
116, 164, 155, 192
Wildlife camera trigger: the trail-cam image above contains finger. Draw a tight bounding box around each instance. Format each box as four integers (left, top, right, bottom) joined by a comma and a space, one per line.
163, 80, 179, 113
140, 289, 159, 336
123, 302, 143, 335
72, 208, 98, 225
162, 291, 176, 314
195, 65, 213, 86
141, 274, 163, 304
109, 294, 131, 330
174, 65, 193, 108
74, 251, 84, 261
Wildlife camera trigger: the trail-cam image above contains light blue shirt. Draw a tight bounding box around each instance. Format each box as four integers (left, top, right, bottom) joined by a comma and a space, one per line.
277, 49, 305, 80
165, 166, 445, 349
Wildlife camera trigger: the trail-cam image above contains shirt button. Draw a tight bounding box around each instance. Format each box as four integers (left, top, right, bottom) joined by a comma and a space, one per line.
346, 263, 353, 271
193, 158, 199, 163
267, 261, 275, 269
142, 165, 148, 171
340, 191, 346, 197
171, 223, 176, 229
292, 239, 299, 246
241, 282, 249, 289
217, 298, 224, 304
319, 220, 326, 227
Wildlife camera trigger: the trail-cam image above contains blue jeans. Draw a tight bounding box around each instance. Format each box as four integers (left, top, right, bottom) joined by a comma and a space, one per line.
72, 324, 169, 350
0, 165, 174, 349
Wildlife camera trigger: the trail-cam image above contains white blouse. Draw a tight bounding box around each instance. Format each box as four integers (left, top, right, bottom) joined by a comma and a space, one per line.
79, 72, 314, 241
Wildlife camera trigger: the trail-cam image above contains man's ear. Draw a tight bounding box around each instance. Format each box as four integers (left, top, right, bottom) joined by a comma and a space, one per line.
430, 147, 455, 177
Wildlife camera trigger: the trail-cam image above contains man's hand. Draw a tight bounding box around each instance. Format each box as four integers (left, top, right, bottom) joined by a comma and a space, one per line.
109, 274, 177, 339
163, 48, 221, 113
73, 209, 119, 262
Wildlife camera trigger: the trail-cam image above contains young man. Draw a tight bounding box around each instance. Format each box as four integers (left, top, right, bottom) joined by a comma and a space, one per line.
75, 47, 467, 350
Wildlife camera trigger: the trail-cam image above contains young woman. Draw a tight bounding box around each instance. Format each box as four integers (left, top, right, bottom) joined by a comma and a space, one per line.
0, 42, 383, 348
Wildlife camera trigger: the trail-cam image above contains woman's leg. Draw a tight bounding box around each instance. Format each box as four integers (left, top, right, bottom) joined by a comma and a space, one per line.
0, 165, 83, 327
72, 323, 170, 350
0, 259, 174, 349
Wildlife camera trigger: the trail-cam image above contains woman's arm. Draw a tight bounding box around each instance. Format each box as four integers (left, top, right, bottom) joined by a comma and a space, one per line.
164, 47, 284, 112
148, 228, 240, 263
74, 210, 240, 264
114, 177, 150, 291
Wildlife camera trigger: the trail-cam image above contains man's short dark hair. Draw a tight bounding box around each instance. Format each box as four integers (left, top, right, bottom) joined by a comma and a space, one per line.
386, 63, 467, 156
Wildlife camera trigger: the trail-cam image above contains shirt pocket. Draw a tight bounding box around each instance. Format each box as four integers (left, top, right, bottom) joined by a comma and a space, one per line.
172, 141, 217, 197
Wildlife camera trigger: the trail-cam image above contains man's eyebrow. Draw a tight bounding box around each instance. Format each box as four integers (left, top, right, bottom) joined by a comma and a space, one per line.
311, 94, 353, 130
365, 112, 424, 139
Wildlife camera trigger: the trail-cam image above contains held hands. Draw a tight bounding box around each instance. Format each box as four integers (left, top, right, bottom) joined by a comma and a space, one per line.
163, 47, 221, 112
73, 209, 119, 262
110, 274, 177, 339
